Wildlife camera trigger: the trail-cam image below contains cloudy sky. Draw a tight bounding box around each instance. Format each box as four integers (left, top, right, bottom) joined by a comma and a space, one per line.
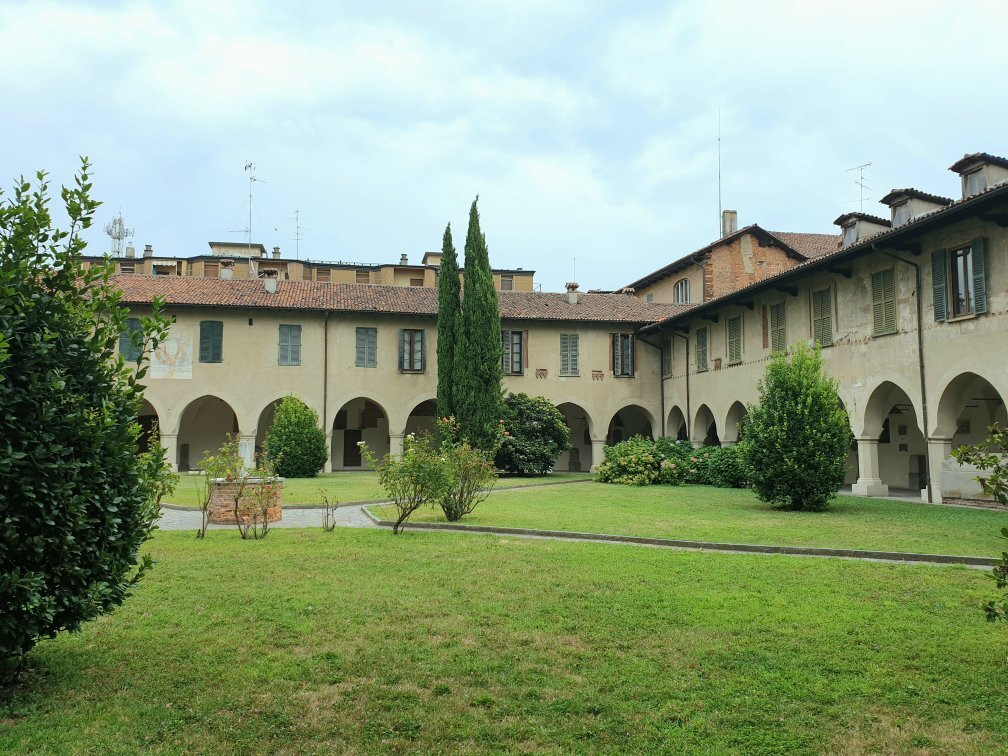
2, 0, 1006, 291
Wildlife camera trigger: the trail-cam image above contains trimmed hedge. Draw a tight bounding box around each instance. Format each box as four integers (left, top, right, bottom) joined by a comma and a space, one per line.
598, 436, 747, 488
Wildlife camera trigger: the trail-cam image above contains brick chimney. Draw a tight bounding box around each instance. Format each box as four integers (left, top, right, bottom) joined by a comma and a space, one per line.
721, 210, 738, 237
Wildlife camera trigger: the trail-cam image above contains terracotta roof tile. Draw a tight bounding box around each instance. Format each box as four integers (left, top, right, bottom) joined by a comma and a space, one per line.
111, 276, 689, 325
948, 152, 1008, 173
878, 188, 953, 207
767, 231, 840, 259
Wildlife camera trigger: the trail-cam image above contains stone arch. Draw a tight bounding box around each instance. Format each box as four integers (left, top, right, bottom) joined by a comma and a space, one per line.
404, 398, 438, 438
332, 396, 390, 470
666, 406, 687, 440
722, 401, 748, 445
933, 372, 1007, 442
691, 404, 719, 447
177, 395, 239, 472
837, 397, 859, 486
607, 404, 655, 445
861, 381, 927, 492
556, 402, 594, 472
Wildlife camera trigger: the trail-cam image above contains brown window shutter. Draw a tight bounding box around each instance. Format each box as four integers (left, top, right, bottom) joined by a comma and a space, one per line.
761, 305, 769, 349
523, 331, 529, 368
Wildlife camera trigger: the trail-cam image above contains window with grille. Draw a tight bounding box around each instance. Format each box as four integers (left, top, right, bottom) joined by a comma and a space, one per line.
355, 269, 370, 284
662, 336, 673, 377
399, 329, 425, 372
278, 324, 301, 366
612, 333, 634, 377
501, 275, 514, 291
119, 317, 143, 361
560, 334, 579, 376
502, 330, 524, 375
204, 261, 219, 278
673, 278, 690, 304
316, 268, 331, 282
769, 302, 786, 352
727, 315, 742, 364
199, 320, 223, 363
695, 327, 708, 372
355, 327, 377, 367
409, 277, 424, 287
120, 263, 135, 274
871, 268, 897, 335
811, 288, 833, 347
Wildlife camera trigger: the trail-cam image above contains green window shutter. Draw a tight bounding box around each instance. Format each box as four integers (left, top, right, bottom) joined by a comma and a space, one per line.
613, 333, 622, 375
571, 335, 579, 375
770, 303, 785, 352
212, 322, 223, 362
355, 328, 366, 367
278, 325, 289, 365
369, 328, 377, 367
871, 270, 896, 336
696, 328, 707, 371
200, 321, 222, 362
871, 271, 885, 335
931, 249, 948, 322
290, 325, 301, 365
398, 329, 406, 371
662, 337, 672, 376
560, 335, 569, 375
626, 335, 634, 375
199, 321, 211, 363
420, 330, 427, 372
502, 331, 512, 373
728, 316, 741, 363
812, 290, 833, 347
972, 238, 987, 315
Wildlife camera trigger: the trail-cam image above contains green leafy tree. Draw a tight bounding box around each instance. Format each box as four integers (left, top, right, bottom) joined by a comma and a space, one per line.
435, 223, 461, 420
738, 342, 850, 511
360, 434, 451, 534
454, 197, 503, 452
952, 424, 1008, 621
265, 395, 327, 478
496, 393, 571, 475
0, 160, 172, 675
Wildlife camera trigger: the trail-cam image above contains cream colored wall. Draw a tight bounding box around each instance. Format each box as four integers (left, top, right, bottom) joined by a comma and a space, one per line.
637, 265, 703, 304
660, 215, 1008, 500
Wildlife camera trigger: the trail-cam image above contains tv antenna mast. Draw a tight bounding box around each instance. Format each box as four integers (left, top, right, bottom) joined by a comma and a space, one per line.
291, 209, 306, 259
846, 162, 872, 211
104, 209, 133, 256
228, 161, 265, 275
717, 109, 722, 234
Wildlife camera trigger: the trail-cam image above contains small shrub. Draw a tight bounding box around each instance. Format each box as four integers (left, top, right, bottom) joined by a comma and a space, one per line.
265, 396, 327, 478
495, 393, 571, 476
361, 434, 451, 534
596, 436, 661, 486
437, 417, 497, 521
739, 342, 850, 511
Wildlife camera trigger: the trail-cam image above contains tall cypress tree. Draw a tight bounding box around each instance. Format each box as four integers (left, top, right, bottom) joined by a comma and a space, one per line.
435, 223, 460, 420
454, 197, 503, 451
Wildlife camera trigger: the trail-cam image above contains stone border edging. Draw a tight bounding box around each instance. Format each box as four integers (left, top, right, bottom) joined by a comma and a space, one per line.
161, 476, 593, 511
360, 508, 998, 567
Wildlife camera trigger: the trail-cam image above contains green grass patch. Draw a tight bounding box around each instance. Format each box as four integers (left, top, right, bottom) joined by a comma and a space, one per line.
2, 529, 1005, 753
371, 483, 1008, 557
165, 470, 591, 507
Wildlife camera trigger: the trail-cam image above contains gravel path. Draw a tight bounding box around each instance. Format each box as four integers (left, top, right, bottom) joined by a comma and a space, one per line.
157, 504, 374, 531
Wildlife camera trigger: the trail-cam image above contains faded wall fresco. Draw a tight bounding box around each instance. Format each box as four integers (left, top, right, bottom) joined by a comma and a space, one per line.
151, 324, 193, 380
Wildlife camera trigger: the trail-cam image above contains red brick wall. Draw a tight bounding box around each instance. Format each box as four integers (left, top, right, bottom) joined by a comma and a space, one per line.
208, 479, 283, 524
703, 233, 799, 301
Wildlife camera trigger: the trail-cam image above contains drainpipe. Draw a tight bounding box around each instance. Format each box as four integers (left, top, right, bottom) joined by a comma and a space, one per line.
877, 245, 932, 503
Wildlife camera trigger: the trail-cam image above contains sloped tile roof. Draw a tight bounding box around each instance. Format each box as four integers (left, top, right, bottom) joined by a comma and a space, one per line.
111, 276, 689, 324
767, 231, 840, 259
878, 188, 953, 207
948, 152, 1008, 173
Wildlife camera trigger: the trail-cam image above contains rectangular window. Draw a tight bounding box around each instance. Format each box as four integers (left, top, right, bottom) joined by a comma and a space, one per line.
871, 268, 897, 335
950, 247, 975, 317
119, 317, 143, 361
811, 288, 833, 347
120, 263, 135, 274
769, 302, 786, 352
612, 333, 634, 377
409, 277, 424, 287
500, 274, 514, 291
199, 320, 223, 363
727, 315, 742, 364
646, 293, 654, 303
399, 329, 425, 372
892, 202, 911, 227
502, 330, 524, 375
278, 324, 302, 366
204, 261, 219, 278
316, 268, 330, 282
560, 334, 579, 376
662, 336, 673, 377
356, 269, 370, 284
695, 327, 708, 372
964, 170, 987, 197
355, 327, 377, 368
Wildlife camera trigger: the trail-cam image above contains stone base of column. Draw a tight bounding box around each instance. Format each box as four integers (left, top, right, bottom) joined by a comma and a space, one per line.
852, 478, 888, 497
921, 487, 941, 504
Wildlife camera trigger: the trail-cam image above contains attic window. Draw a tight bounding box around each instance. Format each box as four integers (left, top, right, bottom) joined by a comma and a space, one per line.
673, 278, 690, 304
964, 169, 986, 197
892, 201, 911, 227
501, 274, 514, 291
841, 224, 857, 247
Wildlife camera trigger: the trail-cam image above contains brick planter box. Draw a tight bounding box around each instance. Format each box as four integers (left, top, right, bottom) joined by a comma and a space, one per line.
208, 477, 284, 524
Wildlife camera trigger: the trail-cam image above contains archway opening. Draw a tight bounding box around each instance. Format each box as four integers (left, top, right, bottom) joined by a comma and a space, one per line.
691, 404, 719, 447
404, 399, 437, 438
556, 402, 593, 472
723, 401, 748, 445
607, 405, 654, 445
332, 398, 389, 470
177, 395, 239, 472
138, 400, 160, 454
838, 398, 858, 486
666, 406, 687, 441
934, 372, 1007, 500
863, 382, 926, 492
255, 399, 283, 461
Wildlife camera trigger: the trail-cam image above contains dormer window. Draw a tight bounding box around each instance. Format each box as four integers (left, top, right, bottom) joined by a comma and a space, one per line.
673, 278, 690, 304
892, 201, 911, 227
964, 169, 987, 197
842, 224, 857, 247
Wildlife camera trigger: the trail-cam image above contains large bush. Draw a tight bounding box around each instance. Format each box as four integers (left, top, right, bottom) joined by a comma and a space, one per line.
495, 393, 571, 475
361, 433, 451, 534
265, 395, 327, 478
0, 161, 172, 675
682, 445, 748, 488
596, 436, 663, 486
738, 342, 850, 511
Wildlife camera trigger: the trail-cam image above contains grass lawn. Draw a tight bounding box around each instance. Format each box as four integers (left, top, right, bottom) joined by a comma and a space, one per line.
370, 482, 1008, 557
2, 529, 1006, 753
164, 470, 592, 507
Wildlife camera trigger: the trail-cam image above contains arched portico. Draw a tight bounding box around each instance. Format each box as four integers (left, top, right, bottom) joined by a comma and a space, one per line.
666, 406, 687, 441
722, 401, 748, 446
607, 405, 655, 445
404, 399, 437, 438
255, 399, 283, 462
332, 397, 389, 470
929, 372, 1007, 502
853, 381, 925, 498
176, 395, 239, 472
137, 400, 160, 454
556, 402, 593, 472
691, 404, 719, 447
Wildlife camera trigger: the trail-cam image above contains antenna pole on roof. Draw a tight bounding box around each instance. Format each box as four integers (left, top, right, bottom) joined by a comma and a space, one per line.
846, 162, 872, 211
291, 209, 306, 260
717, 109, 722, 236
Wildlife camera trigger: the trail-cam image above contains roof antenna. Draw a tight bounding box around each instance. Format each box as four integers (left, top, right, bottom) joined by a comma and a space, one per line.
717, 109, 722, 236
846, 162, 872, 211
229, 161, 265, 276
291, 209, 306, 260
104, 208, 133, 256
